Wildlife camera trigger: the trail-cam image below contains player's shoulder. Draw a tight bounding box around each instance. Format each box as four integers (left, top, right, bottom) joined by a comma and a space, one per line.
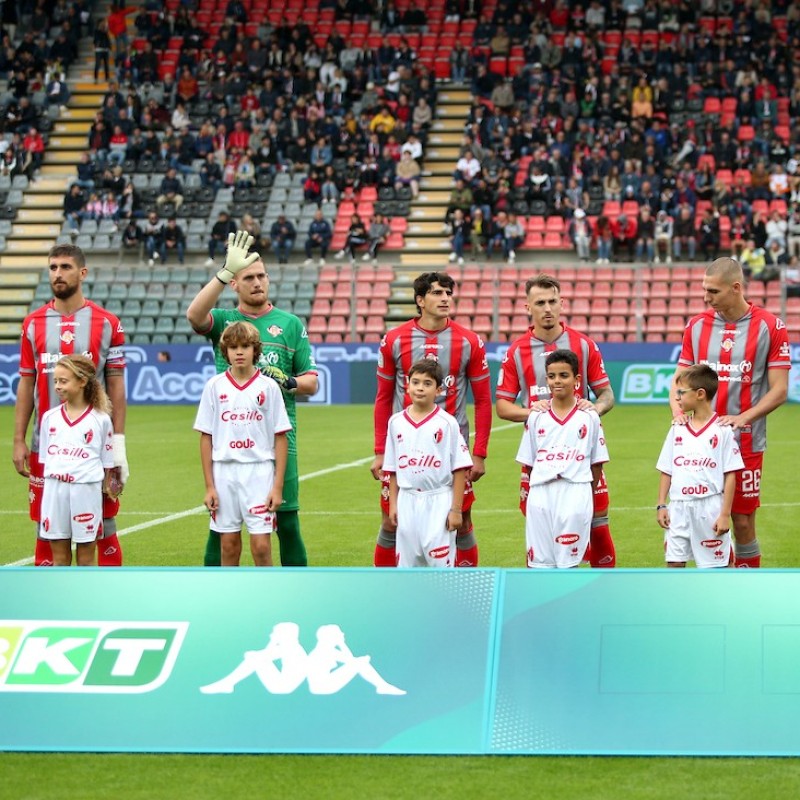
563, 323, 602, 349
449, 317, 485, 345
750, 302, 786, 330
85, 299, 121, 325
40, 404, 60, 423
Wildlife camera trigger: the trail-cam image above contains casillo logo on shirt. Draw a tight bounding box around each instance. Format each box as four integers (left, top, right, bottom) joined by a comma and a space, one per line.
536, 448, 586, 463
398, 454, 442, 468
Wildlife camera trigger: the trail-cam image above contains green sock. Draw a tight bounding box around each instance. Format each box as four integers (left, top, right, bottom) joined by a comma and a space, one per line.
276, 509, 307, 567
204, 530, 221, 567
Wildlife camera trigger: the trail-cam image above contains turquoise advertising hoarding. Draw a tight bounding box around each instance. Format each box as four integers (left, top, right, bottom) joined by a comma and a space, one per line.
3, 569, 800, 755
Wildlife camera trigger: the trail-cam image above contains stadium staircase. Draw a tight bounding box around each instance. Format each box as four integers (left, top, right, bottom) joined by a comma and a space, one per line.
0, 1, 116, 342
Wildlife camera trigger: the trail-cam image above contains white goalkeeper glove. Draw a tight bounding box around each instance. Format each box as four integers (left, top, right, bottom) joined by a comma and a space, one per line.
112, 433, 130, 485
216, 230, 260, 284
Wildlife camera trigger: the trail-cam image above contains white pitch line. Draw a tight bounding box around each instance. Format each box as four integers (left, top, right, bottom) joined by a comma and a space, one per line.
2, 422, 521, 567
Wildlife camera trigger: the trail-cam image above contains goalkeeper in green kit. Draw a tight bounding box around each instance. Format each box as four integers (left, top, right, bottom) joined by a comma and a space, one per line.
187, 231, 319, 566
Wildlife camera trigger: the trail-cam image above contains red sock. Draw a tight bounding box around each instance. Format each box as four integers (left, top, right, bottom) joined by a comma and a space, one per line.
455, 545, 478, 567
589, 522, 616, 568
97, 533, 123, 567
374, 543, 397, 567
34, 538, 53, 566
582, 544, 593, 564
735, 554, 761, 568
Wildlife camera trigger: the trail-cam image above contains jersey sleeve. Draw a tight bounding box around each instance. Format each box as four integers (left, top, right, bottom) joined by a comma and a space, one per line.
105, 311, 126, 371
19, 315, 36, 376
382, 415, 397, 473
768, 316, 791, 369
101, 414, 115, 469
586, 338, 611, 393
291, 318, 318, 377
268, 380, 293, 435
374, 334, 397, 454
470, 372, 492, 459
721, 427, 745, 473
589, 413, 609, 465
451, 426, 474, 473
38, 408, 52, 457
495, 342, 522, 401
197, 308, 224, 341
655, 428, 674, 475
677, 317, 698, 367
193, 379, 216, 434
515, 418, 535, 467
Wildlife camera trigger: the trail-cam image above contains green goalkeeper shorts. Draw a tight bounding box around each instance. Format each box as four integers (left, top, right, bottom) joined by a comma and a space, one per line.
281, 452, 299, 511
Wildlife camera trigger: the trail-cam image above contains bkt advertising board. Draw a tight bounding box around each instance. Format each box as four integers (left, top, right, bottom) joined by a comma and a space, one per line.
1, 343, 799, 405
6, 569, 800, 755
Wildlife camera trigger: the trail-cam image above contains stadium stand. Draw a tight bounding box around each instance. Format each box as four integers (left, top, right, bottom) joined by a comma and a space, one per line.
1, 0, 799, 346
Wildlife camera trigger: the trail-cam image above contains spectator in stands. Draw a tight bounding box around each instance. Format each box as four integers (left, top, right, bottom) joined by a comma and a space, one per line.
365, 213, 391, 264
443, 178, 473, 233
504, 213, 525, 264
764, 240, 789, 273
486, 211, 508, 261
751, 210, 768, 250
143, 211, 164, 267
107, 124, 128, 167
699, 208, 721, 262
335, 213, 368, 262
787, 207, 800, 262
673, 204, 697, 261
63, 183, 85, 232
100, 191, 119, 222
160, 217, 186, 265
303, 170, 322, 205
46, 71, 70, 109
241, 214, 267, 254
592, 215, 612, 265
448, 208, 469, 266
370, 106, 396, 136
654, 210, 674, 264
750, 161, 771, 201
234, 152, 256, 188
635, 206, 656, 263
393, 150, 419, 199
612, 213, 637, 262
93, 19, 111, 81
765, 210, 788, 250
304, 209, 332, 266
730, 213, 750, 261
455, 148, 481, 185
568, 209, 592, 262
73, 153, 95, 192
205, 211, 238, 267
156, 168, 184, 213
320, 166, 341, 205
603, 165, 623, 201
21, 127, 45, 179
199, 152, 223, 194
121, 218, 142, 257
470, 208, 488, 258
270, 214, 296, 265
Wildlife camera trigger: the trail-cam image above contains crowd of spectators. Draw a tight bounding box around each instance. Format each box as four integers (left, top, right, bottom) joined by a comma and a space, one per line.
65, 0, 439, 264
431, 0, 800, 277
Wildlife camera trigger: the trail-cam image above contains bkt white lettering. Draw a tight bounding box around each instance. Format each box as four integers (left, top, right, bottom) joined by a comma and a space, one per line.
47, 445, 89, 459
536, 449, 586, 462
398, 454, 443, 468
681, 485, 709, 495
230, 439, 255, 449
221, 410, 264, 422
674, 456, 717, 467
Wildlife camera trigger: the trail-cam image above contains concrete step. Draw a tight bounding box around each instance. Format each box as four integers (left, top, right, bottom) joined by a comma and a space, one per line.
422, 146, 461, 161
54, 121, 93, 134
0, 303, 30, 320
0, 321, 23, 341
17, 209, 65, 223
0, 255, 53, 268
0, 270, 39, 286
437, 104, 471, 118
404, 220, 451, 235
402, 237, 452, 254
2, 240, 57, 255
39, 166, 75, 178
429, 132, 464, 146
408, 206, 447, 220
47, 135, 89, 149
11, 223, 63, 239
17, 193, 64, 208
438, 90, 472, 103
58, 108, 97, 122
398, 252, 450, 266
44, 150, 87, 165
27, 176, 70, 193
414, 190, 452, 204
420, 175, 454, 190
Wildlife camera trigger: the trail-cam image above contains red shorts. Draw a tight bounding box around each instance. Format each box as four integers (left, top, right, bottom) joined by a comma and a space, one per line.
732, 450, 763, 516
381, 472, 475, 515
29, 451, 120, 525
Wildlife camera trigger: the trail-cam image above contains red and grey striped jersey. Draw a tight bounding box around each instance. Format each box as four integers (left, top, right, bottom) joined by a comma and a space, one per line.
678, 303, 790, 453
496, 324, 611, 407
374, 318, 491, 457
19, 300, 126, 451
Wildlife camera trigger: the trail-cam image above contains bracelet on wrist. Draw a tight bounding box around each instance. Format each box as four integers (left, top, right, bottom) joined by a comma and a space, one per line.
656, 504, 667, 510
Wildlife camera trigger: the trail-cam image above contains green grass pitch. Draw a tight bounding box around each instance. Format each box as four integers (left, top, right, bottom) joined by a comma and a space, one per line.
2, 403, 800, 797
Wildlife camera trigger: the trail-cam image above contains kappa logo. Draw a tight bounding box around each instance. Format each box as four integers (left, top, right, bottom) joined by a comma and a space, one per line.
0, 621, 187, 694
200, 623, 405, 697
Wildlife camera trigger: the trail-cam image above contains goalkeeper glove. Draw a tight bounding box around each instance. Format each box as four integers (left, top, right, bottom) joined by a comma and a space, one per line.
216, 230, 260, 284
112, 433, 130, 485
261, 364, 298, 392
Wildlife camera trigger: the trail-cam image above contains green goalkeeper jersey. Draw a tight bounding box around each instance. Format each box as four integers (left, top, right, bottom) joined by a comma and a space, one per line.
205, 306, 317, 455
